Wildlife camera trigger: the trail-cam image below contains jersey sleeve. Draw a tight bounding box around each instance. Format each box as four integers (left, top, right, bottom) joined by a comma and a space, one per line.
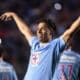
52, 37, 66, 61
57, 37, 66, 57
28, 36, 39, 50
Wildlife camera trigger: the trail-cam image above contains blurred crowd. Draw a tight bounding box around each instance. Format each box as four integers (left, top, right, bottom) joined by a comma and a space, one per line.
0, 0, 80, 80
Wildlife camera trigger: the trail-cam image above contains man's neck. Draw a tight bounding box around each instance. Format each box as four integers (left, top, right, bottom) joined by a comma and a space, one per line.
40, 42, 48, 46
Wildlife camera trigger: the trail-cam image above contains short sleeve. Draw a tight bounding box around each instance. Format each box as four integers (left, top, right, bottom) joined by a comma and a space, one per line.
51, 37, 66, 61
28, 36, 39, 48
59, 36, 65, 47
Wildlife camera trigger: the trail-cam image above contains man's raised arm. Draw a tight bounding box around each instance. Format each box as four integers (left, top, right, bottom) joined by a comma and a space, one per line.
0, 12, 33, 43
61, 17, 80, 43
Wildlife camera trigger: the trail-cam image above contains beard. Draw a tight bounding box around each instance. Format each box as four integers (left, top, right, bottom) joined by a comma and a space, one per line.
39, 34, 50, 43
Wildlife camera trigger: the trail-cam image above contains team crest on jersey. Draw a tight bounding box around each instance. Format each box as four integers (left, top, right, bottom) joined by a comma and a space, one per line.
31, 52, 40, 66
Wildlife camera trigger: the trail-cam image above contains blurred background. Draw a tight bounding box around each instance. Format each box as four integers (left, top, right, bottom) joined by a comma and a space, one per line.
0, 0, 80, 80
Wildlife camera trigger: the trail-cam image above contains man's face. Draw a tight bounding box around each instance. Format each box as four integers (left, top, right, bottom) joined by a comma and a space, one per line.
37, 22, 53, 43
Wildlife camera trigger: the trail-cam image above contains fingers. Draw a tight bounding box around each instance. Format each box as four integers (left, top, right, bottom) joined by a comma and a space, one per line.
0, 13, 12, 21
0, 15, 6, 21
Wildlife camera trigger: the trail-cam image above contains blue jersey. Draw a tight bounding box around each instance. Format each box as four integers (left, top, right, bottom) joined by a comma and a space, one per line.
0, 61, 18, 80
24, 36, 65, 80
52, 50, 80, 80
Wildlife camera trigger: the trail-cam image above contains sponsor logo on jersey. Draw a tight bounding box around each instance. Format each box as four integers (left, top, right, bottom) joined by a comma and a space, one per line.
31, 52, 40, 66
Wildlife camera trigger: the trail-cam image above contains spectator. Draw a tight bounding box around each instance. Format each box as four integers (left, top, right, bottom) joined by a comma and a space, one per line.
0, 45, 18, 80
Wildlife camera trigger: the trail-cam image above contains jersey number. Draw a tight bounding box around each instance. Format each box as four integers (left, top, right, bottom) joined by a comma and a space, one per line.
59, 64, 73, 80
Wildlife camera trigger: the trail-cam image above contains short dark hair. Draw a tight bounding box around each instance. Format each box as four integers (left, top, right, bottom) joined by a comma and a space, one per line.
0, 45, 6, 57
36, 18, 57, 35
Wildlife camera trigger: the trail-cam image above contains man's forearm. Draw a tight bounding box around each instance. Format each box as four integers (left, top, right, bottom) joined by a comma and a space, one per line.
12, 13, 30, 35
61, 17, 80, 43
69, 17, 80, 34
11, 13, 33, 41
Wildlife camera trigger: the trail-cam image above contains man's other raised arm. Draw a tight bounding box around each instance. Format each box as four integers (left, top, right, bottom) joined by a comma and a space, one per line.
61, 17, 80, 43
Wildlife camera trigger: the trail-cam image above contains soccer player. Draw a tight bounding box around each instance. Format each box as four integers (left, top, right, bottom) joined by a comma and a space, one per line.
52, 30, 80, 80
0, 45, 18, 80
0, 12, 80, 80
